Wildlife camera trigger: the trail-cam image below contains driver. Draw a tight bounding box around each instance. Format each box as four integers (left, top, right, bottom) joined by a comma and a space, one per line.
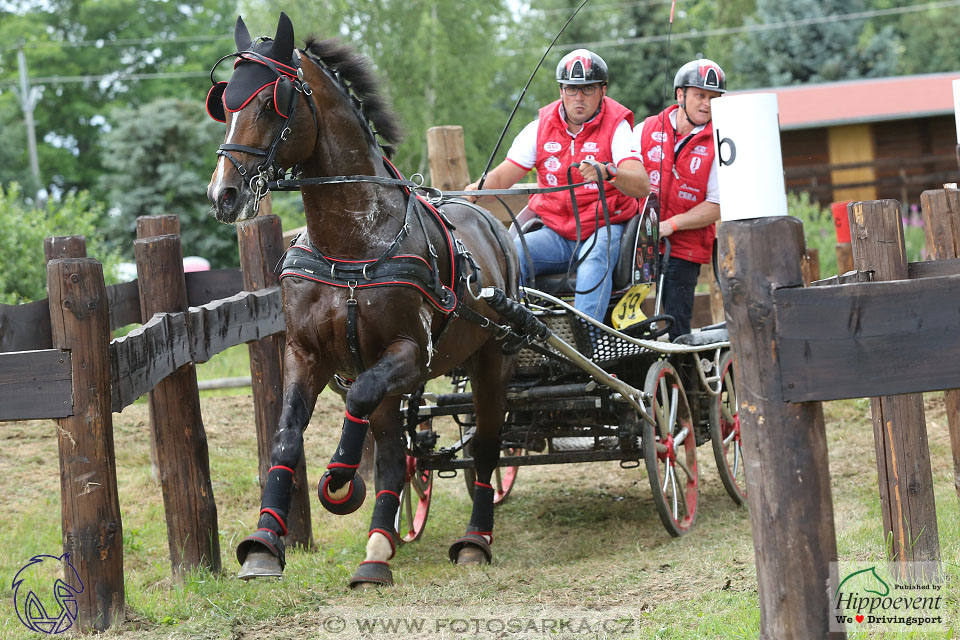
464, 49, 649, 322
636, 58, 725, 339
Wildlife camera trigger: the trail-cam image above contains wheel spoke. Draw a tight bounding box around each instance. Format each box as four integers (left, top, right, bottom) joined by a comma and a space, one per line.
403, 481, 414, 532
670, 465, 678, 520
662, 462, 671, 493
494, 466, 503, 495
723, 429, 736, 447
675, 456, 693, 482
733, 442, 741, 477
674, 425, 689, 447
667, 387, 679, 437
676, 468, 688, 515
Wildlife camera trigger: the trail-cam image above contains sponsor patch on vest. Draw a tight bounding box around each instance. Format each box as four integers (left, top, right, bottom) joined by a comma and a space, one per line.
679, 182, 701, 193
544, 156, 561, 172
651, 131, 668, 143
544, 141, 562, 153
582, 141, 599, 152
649, 169, 660, 186
546, 173, 558, 186
689, 156, 702, 173
646, 146, 663, 163
678, 190, 698, 202
692, 145, 708, 156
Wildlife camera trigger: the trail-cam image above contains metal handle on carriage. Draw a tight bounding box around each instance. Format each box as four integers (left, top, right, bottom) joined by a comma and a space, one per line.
654, 237, 671, 318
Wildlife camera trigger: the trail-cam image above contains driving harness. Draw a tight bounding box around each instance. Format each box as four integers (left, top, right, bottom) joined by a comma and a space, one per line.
279, 159, 489, 375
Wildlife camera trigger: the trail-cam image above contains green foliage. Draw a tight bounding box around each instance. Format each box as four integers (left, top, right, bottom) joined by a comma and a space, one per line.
0, 183, 121, 304
99, 97, 238, 267
733, 0, 898, 87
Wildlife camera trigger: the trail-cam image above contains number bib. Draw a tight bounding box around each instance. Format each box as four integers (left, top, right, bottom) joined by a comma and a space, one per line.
611, 283, 651, 330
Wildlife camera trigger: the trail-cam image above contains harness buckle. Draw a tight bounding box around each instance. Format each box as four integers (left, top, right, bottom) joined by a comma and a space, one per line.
280, 127, 292, 141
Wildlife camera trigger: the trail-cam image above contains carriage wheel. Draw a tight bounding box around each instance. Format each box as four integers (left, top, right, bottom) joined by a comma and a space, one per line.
464, 446, 521, 505
394, 452, 432, 543
710, 350, 747, 505
642, 360, 698, 537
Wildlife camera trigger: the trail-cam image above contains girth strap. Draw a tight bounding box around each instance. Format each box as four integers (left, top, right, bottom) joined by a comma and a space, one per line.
345, 295, 364, 373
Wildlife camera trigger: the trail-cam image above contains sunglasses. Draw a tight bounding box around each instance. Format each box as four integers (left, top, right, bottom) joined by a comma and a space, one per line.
560, 84, 603, 96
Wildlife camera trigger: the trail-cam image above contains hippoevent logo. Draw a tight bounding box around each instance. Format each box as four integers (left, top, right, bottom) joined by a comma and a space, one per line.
12, 554, 84, 634
830, 562, 945, 632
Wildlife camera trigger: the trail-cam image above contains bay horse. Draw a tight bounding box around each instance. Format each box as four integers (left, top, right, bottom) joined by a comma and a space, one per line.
205, 13, 518, 587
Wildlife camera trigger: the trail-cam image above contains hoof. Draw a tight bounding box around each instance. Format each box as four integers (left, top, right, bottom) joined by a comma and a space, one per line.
236, 530, 285, 580
238, 549, 283, 580
349, 561, 393, 588
318, 471, 366, 515
448, 533, 492, 565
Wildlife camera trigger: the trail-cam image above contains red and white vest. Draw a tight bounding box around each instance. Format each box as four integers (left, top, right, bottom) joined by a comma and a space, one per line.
528, 97, 638, 240
640, 104, 715, 264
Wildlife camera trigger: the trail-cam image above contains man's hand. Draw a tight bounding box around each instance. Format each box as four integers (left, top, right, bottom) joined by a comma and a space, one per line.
462, 180, 481, 203
577, 160, 607, 184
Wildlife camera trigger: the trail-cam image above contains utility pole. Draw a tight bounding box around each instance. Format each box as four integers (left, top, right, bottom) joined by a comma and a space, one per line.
16, 44, 42, 188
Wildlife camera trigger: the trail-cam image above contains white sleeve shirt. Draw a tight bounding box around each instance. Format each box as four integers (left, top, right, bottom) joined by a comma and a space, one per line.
507, 118, 639, 171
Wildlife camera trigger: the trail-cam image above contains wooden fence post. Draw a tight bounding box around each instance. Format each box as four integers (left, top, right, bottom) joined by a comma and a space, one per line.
47, 258, 124, 632
849, 200, 940, 578
427, 125, 471, 190
134, 232, 221, 577
801, 247, 820, 285
236, 215, 314, 549
136, 215, 179, 483
44, 235, 86, 262
920, 189, 960, 505
717, 217, 842, 639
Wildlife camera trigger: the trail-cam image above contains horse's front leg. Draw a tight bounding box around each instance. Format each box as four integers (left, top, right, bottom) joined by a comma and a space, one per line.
316, 340, 422, 587
449, 342, 510, 565
349, 396, 407, 589
237, 344, 329, 579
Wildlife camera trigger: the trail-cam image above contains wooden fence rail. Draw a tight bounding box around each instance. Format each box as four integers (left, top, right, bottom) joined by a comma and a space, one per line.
0, 215, 288, 633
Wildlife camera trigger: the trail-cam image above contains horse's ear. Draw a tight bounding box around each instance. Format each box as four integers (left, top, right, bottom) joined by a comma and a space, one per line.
273, 12, 295, 62
235, 15, 252, 51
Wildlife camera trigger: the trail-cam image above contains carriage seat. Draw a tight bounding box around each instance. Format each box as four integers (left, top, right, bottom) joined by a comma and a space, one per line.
511, 211, 643, 296
672, 326, 729, 346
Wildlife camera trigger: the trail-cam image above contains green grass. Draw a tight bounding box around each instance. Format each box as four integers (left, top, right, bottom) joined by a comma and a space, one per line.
1, 394, 957, 639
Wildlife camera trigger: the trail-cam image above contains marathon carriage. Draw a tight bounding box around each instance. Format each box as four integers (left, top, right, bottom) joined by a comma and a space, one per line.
391, 204, 744, 542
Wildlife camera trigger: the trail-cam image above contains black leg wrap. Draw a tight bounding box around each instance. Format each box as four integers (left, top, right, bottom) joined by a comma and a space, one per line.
325, 412, 369, 491
257, 465, 294, 535
369, 490, 401, 559
318, 470, 366, 515
468, 483, 495, 533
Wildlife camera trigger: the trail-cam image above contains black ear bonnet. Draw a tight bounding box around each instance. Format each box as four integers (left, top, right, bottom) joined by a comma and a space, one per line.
206, 12, 300, 122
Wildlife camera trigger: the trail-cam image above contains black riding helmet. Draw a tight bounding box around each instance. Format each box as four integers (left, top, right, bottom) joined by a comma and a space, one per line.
556, 49, 608, 85
673, 58, 726, 94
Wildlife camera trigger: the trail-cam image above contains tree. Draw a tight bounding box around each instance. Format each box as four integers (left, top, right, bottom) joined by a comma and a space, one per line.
99, 98, 237, 267
732, 0, 898, 87
0, 0, 238, 199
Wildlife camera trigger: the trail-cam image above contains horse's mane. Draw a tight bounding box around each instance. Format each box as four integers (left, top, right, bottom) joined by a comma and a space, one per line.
302, 36, 404, 156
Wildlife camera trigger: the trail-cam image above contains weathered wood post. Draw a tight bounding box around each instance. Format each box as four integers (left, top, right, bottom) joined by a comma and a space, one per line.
134, 228, 221, 576
713, 92, 842, 639
44, 235, 86, 262
718, 218, 842, 639
921, 189, 960, 504
136, 215, 179, 482
426, 125, 471, 190
801, 247, 820, 285
849, 200, 940, 578
237, 215, 314, 549
47, 257, 124, 632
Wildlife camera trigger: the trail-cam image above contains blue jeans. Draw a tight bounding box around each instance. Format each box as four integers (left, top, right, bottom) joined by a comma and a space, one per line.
515, 223, 625, 322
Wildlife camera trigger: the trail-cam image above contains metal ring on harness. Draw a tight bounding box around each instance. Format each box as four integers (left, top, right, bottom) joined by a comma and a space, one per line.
362, 263, 371, 280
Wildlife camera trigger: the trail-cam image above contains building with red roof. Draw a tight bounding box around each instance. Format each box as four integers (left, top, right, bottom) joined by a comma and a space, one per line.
730, 71, 960, 207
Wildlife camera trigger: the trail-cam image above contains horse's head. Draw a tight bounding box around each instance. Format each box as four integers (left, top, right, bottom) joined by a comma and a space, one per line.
206, 13, 319, 223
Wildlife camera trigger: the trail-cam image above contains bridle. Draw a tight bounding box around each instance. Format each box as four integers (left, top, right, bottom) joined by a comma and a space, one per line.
208, 46, 320, 207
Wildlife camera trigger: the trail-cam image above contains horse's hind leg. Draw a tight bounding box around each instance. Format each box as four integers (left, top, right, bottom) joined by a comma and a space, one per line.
237, 346, 328, 579
449, 343, 510, 565
349, 396, 406, 589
